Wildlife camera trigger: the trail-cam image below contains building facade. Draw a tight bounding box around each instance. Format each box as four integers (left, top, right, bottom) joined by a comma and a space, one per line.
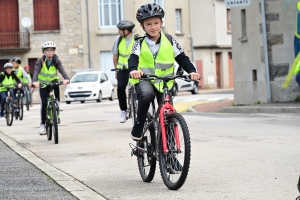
231, 0, 300, 105
189, 0, 233, 89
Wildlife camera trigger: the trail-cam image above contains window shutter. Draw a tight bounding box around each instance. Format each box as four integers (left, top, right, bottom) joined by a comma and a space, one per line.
34, 0, 60, 30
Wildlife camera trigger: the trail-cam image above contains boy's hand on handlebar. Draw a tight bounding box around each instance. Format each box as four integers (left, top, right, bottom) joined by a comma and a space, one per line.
130, 70, 144, 79
63, 79, 69, 85
189, 72, 201, 81
28, 83, 32, 88
18, 83, 22, 89
33, 82, 39, 88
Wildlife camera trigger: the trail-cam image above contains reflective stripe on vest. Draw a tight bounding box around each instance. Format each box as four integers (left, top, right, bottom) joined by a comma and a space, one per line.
117, 34, 135, 69
0, 73, 15, 92
129, 32, 174, 92
38, 62, 59, 86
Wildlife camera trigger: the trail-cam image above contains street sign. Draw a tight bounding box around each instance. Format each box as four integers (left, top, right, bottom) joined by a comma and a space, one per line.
225, 0, 251, 8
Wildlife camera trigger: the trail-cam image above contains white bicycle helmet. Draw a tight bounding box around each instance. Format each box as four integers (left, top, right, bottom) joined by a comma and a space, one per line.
4, 63, 13, 69
42, 41, 56, 51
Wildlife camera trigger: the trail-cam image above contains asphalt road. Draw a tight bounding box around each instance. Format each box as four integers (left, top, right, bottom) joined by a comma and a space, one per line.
0, 93, 299, 200
0, 140, 76, 200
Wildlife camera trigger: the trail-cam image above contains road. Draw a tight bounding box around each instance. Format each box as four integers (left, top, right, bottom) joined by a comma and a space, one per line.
0, 92, 299, 200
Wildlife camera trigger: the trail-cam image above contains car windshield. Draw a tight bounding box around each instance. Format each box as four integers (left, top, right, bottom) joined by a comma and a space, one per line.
71, 74, 98, 83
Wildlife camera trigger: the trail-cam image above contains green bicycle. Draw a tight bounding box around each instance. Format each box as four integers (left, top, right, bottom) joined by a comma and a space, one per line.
43, 81, 63, 144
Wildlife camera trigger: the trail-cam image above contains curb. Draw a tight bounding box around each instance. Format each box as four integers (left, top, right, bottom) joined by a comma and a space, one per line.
0, 132, 106, 200
219, 106, 300, 114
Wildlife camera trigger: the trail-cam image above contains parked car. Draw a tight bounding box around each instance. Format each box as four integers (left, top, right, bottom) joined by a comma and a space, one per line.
64, 71, 114, 104
172, 62, 199, 95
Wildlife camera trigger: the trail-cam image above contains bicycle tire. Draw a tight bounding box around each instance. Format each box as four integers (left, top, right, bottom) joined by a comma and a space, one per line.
159, 113, 191, 190
26, 91, 30, 111
130, 87, 137, 125
46, 107, 52, 141
137, 114, 157, 182
15, 95, 19, 120
19, 96, 23, 120
6, 100, 13, 126
52, 104, 59, 144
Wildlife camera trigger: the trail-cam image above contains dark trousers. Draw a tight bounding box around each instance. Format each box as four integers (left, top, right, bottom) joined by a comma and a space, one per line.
39, 85, 59, 124
0, 89, 16, 115
135, 81, 173, 123
117, 70, 129, 111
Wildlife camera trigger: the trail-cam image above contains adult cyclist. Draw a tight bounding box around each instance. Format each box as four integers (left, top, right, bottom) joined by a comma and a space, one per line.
128, 3, 201, 141
112, 20, 136, 123
11, 57, 32, 108
32, 41, 69, 135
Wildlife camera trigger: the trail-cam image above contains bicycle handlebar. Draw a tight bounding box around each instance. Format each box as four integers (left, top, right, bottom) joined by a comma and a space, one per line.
40, 81, 63, 87
111, 67, 128, 72
139, 74, 198, 83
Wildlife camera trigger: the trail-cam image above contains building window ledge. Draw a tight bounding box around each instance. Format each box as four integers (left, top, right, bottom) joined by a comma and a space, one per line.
96, 32, 118, 36
175, 33, 184, 36
32, 30, 60, 34
227, 30, 232, 34
239, 36, 248, 42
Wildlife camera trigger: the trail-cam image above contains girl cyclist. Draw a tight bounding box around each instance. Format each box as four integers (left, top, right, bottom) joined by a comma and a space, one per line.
128, 3, 200, 140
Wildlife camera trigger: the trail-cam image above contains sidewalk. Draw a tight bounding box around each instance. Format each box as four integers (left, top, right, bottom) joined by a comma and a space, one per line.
190, 100, 300, 114
0, 140, 76, 199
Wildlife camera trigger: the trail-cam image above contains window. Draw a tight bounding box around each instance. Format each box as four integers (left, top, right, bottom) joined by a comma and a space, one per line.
33, 0, 60, 31
241, 9, 247, 41
175, 9, 182, 33
98, 0, 123, 28
227, 9, 231, 32
153, 0, 164, 8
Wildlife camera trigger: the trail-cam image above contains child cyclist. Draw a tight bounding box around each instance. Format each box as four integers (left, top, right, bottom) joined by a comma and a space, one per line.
128, 3, 200, 141
0, 63, 22, 117
11, 57, 32, 96
32, 41, 69, 135
24, 65, 33, 107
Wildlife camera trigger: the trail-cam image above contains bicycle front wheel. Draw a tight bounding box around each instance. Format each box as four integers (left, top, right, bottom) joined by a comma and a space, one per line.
19, 96, 24, 120
25, 91, 30, 111
159, 113, 191, 190
6, 100, 13, 126
130, 87, 137, 125
52, 104, 59, 144
46, 107, 52, 141
137, 118, 156, 182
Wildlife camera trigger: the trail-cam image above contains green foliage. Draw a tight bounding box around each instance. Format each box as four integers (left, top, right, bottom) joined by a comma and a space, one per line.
254, 100, 261, 105
295, 95, 300, 101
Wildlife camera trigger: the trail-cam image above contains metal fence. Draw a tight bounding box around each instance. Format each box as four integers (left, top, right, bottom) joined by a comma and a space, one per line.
0, 30, 30, 49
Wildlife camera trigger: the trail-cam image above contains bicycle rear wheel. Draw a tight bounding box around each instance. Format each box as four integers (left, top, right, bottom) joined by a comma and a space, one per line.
15, 96, 19, 120
19, 96, 23, 120
46, 107, 52, 141
6, 100, 13, 126
52, 104, 59, 144
25, 91, 30, 111
159, 113, 191, 190
137, 117, 156, 182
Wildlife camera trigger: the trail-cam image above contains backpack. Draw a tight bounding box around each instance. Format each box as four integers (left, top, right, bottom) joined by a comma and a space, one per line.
135, 33, 173, 48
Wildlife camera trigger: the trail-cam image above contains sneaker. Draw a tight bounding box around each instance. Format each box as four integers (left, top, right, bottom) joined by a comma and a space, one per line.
131, 121, 144, 141
58, 102, 63, 111
119, 110, 126, 123
39, 124, 46, 135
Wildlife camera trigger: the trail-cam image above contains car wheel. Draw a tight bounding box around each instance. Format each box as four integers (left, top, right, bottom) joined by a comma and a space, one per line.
109, 90, 114, 101
191, 82, 198, 94
96, 91, 102, 102
80, 101, 85, 103
172, 84, 178, 96
66, 101, 71, 104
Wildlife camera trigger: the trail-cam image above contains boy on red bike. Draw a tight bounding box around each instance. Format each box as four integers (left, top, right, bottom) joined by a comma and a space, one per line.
129, 3, 200, 141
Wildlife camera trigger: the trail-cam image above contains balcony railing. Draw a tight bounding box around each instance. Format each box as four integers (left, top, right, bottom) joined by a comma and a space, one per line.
0, 30, 30, 51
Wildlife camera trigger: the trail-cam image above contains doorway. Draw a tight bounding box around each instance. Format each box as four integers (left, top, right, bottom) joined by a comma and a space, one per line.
215, 53, 222, 88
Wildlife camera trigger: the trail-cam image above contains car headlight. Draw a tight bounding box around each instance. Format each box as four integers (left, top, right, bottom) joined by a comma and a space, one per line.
66, 85, 73, 89
91, 84, 97, 88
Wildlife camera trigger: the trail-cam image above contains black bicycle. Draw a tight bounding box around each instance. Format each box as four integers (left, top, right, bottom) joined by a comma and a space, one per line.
23, 84, 30, 111
130, 74, 193, 190
43, 82, 63, 144
14, 87, 23, 120
0, 85, 15, 126
111, 67, 137, 125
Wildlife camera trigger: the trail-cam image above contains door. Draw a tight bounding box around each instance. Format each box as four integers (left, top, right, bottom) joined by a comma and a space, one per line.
215, 53, 221, 88
100, 73, 109, 97
100, 51, 116, 85
228, 52, 234, 88
28, 58, 38, 75
0, 59, 10, 73
0, 0, 19, 48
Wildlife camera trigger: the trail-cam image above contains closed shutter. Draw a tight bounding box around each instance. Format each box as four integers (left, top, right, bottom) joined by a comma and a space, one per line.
34, 0, 59, 30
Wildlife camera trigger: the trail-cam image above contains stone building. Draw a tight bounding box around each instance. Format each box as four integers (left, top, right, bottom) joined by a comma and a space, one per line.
190, 0, 233, 89
230, 0, 300, 104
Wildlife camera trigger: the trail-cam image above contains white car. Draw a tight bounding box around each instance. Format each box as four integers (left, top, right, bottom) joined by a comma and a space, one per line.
172, 62, 199, 95
64, 71, 114, 104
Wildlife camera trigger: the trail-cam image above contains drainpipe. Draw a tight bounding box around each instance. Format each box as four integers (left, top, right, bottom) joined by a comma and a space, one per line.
260, 0, 271, 102
86, 0, 91, 69
188, 1, 194, 62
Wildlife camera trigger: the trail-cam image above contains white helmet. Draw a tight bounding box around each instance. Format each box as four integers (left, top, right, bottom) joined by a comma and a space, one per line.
42, 41, 56, 51
4, 63, 13, 69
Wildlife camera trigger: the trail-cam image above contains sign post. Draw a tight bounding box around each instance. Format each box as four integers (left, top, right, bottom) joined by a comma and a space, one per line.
225, 0, 251, 8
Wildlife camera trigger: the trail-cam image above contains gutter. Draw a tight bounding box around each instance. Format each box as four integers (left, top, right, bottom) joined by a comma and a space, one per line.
86, 0, 91, 68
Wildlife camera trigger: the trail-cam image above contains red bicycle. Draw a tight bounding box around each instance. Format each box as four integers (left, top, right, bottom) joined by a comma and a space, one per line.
130, 74, 194, 190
